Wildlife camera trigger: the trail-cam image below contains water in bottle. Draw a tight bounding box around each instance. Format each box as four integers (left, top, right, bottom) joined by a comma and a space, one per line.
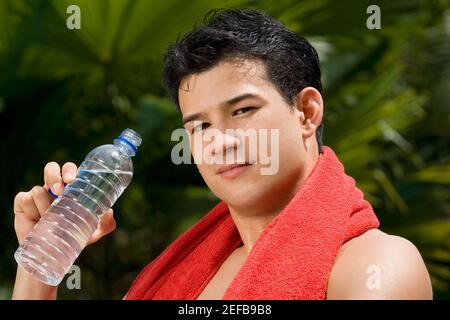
14, 128, 142, 286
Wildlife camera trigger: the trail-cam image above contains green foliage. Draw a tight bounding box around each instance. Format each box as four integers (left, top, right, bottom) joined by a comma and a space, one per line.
0, 0, 448, 299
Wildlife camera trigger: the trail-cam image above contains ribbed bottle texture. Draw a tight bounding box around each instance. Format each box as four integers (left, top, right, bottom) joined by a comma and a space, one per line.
14, 129, 142, 286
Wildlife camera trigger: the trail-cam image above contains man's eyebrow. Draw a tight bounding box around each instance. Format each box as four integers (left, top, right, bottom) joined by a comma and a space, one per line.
182, 112, 203, 126
220, 93, 260, 107
182, 93, 261, 125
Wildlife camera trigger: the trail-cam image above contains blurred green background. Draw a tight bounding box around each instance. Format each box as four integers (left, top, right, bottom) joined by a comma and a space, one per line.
0, 0, 449, 299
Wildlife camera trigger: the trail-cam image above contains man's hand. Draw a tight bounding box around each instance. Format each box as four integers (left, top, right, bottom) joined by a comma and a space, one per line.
14, 161, 116, 246
12, 161, 117, 299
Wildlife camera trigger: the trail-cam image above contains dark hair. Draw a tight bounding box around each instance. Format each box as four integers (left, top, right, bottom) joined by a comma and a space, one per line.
162, 8, 324, 153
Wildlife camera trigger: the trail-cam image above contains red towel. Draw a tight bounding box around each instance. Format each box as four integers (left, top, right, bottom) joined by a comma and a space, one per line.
125, 145, 380, 299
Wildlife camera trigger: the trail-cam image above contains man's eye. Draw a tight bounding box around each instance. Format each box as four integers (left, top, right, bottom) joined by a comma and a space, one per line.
192, 123, 209, 133
232, 107, 255, 116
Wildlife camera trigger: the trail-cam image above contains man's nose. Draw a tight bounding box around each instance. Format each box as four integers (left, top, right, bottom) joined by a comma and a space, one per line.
211, 130, 241, 161
203, 129, 241, 164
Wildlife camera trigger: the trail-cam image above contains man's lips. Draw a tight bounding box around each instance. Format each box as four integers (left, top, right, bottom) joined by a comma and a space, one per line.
216, 163, 253, 179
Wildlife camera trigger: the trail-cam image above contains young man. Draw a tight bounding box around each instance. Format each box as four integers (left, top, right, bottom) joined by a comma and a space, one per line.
12, 9, 432, 300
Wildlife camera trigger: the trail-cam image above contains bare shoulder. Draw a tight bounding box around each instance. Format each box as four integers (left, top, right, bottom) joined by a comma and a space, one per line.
326, 228, 433, 299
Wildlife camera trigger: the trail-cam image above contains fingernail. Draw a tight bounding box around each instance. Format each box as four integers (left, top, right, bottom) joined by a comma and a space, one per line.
64, 173, 73, 181
52, 182, 62, 193
48, 188, 58, 199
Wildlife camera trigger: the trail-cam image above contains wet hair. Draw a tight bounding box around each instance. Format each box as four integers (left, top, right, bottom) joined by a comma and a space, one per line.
162, 8, 323, 153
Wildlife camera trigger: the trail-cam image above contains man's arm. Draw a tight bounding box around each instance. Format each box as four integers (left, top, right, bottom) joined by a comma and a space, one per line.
327, 229, 433, 299
12, 265, 58, 300
12, 161, 117, 300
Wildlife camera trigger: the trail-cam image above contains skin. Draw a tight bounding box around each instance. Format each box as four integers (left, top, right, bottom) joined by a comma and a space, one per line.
180, 58, 321, 254
12, 162, 116, 299
179, 59, 433, 300
12, 58, 433, 300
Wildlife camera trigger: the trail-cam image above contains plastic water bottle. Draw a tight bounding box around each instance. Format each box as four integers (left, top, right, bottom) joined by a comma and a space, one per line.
14, 128, 142, 286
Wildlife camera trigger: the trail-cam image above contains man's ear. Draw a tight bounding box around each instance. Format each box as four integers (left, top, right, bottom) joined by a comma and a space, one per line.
294, 87, 323, 139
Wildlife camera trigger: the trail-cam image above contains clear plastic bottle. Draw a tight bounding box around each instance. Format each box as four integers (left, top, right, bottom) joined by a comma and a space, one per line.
14, 128, 142, 286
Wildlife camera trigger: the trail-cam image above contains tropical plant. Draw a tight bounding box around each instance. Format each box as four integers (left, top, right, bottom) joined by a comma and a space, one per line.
0, 0, 448, 299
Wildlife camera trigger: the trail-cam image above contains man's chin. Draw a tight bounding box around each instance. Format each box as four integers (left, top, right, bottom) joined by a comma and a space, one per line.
220, 189, 268, 211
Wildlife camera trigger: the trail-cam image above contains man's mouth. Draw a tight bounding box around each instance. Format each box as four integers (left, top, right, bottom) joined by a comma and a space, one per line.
216, 163, 253, 179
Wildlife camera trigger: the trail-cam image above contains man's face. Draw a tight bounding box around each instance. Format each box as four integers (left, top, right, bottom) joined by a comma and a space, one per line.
178, 59, 313, 212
